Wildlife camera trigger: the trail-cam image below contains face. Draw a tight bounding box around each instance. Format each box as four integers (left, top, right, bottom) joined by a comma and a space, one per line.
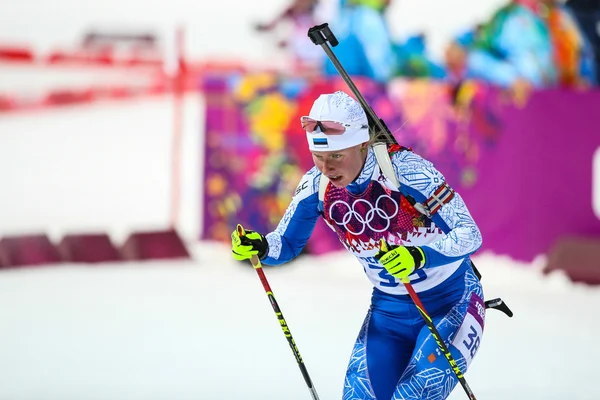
311, 143, 368, 187
444, 42, 466, 73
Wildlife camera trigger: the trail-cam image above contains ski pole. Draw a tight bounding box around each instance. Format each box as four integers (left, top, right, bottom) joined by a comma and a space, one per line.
307, 23, 395, 146
402, 278, 477, 400
308, 23, 478, 400
236, 224, 320, 400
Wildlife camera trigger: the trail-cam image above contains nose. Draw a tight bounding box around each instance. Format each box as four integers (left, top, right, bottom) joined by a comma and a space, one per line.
321, 158, 335, 172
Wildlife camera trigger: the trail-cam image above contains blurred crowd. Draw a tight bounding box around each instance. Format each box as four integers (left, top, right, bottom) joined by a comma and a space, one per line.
253, 0, 600, 92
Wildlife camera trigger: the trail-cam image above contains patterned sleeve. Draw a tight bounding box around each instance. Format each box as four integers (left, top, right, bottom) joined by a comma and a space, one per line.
261, 167, 322, 266
391, 150, 483, 267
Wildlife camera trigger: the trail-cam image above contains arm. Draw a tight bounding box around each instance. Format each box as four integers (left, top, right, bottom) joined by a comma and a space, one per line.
465, 49, 521, 87
391, 151, 483, 268
262, 167, 323, 265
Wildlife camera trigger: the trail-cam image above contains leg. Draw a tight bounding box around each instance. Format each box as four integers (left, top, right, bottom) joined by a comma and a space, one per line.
344, 298, 416, 400
392, 269, 485, 400
343, 311, 377, 400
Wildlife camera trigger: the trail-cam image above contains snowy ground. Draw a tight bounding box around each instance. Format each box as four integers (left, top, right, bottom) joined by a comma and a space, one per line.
0, 243, 598, 400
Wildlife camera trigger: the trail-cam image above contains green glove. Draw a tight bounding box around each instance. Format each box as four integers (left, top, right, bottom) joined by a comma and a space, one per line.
231, 225, 268, 261
374, 239, 425, 281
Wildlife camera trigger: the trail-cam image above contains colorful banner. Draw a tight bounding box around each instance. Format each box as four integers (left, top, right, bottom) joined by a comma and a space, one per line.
201, 72, 600, 262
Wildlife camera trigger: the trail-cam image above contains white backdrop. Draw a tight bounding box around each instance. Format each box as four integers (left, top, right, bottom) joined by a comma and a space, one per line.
0, 0, 507, 64
0, 95, 203, 242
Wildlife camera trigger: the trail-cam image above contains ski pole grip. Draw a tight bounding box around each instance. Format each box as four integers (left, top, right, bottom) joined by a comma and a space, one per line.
308, 23, 339, 47
236, 224, 261, 268
236, 224, 246, 238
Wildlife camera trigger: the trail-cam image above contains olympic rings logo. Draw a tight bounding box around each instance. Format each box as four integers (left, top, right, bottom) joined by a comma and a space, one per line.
329, 195, 399, 235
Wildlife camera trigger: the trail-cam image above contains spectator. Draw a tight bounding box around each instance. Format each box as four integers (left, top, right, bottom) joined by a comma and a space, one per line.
564, 0, 600, 84
393, 33, 447, 79
253, 0, 325, 70
323, 0, 396, 83
463, 0, 556, 89
444, 26, 481, 84
542, 0, 597, 87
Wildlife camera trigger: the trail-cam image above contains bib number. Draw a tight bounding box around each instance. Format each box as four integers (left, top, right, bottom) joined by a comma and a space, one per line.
364, 258, 428, 287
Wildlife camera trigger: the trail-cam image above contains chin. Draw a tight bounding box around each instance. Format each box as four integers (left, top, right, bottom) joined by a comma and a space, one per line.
330, 179, 347, 188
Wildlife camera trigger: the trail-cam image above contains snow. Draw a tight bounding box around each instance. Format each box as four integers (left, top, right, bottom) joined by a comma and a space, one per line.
0, 243, 598, 399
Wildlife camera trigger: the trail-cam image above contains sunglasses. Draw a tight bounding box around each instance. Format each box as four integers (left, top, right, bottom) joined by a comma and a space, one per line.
301, 116, 368, 135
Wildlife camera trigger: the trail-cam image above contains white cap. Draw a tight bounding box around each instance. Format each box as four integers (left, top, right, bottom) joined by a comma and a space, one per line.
305, 91, 370, 151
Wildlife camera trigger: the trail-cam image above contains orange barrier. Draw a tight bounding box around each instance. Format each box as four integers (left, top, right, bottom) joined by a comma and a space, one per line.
0, 80, 174, 113
0, 46, 34, 62
0, 33, 283, 115
0, 43, 163, 68
0, 40, 174, 113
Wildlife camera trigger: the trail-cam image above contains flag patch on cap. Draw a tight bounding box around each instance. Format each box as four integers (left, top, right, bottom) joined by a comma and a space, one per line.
312, 138, 328, 148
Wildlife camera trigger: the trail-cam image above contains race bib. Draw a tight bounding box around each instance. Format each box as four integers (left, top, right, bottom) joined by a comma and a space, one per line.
452, 293, 485, 368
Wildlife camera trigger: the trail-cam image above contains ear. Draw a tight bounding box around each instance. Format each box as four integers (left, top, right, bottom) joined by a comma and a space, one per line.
360, 142, 369, 152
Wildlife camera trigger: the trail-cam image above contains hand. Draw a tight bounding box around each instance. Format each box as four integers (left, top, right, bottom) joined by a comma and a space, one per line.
231, 225, 268, 261
374, 239, 425, 281
509, 78, 533, 107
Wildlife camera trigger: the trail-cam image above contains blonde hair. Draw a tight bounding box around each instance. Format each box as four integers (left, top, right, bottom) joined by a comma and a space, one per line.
366, 126, 392, 147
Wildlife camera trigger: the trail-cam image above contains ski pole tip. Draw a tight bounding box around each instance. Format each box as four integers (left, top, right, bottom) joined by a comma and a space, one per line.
236, 224, 246, 237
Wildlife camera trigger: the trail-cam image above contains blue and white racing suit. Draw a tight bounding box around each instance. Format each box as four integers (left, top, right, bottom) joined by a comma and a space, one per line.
262, 146, 485, 400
